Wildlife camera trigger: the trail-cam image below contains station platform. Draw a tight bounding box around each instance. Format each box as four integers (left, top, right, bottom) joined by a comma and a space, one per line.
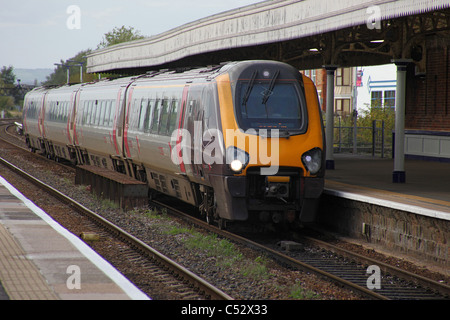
0, 176, 149, 300
324, 154, 450, 221
320, 154, 449, 271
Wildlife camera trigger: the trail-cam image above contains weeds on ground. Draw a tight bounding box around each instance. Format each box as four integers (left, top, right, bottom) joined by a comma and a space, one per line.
290, 281, 320, 299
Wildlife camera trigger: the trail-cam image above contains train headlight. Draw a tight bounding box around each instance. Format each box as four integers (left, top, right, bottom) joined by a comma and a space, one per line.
301, 148, 322, 175
227, 147, 250, 173
230, 159, 244, 172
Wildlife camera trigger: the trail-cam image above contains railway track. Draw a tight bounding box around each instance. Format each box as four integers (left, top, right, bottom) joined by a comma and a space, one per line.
2, 120, 449, 300
153, 199, 450, 300
1, 121, 362, 300
0, 127, 232, 300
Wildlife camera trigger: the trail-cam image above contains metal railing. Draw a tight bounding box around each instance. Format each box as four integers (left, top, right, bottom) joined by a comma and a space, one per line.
330, 118, 392, 158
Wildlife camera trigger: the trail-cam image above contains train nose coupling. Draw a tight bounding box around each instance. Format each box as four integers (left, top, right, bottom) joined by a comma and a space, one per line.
265, 182, 289, 198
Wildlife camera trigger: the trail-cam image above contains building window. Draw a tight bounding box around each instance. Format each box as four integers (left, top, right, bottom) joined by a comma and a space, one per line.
335, 99, 351, 115
302, 70, 317, 84
371, 91, 382, 108
336, 68, 351, 86
384, 90, 395, 109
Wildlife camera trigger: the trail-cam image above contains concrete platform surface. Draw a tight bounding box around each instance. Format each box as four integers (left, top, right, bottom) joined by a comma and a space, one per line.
0, 176, 149, 300
325, 154, 450, 221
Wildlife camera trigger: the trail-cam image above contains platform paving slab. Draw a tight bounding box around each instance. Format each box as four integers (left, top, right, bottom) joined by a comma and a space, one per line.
0, 176, 149, 300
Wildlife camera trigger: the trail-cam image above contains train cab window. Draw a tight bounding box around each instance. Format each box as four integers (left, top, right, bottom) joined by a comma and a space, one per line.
237, 81, 306, 133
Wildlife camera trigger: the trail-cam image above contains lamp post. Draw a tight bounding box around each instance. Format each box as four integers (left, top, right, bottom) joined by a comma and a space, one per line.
67, 60, 84, 83
54, 63, 70, 84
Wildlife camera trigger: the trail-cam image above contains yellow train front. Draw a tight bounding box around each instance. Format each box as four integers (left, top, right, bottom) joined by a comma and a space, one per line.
202, 61, 325, 227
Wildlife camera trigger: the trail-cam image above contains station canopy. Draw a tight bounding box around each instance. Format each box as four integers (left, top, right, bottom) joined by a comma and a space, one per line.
86, 0, 450, 74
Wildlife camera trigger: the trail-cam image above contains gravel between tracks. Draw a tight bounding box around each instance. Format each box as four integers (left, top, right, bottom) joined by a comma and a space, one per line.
2, 127, 449, 300
0, 133, 364, 300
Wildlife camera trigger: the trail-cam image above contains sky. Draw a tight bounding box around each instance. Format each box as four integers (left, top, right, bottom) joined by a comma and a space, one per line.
0, 0, 262, 69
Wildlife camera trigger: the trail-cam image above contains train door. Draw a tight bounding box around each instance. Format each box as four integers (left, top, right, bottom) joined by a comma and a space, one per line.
67, 88, 81, 145
67, 88, 81, 163
35, 90, 50, 153
184, 86, 205, 181
174, 85, 189, 174
113, 86, 126, 158
112, 82, 134, 174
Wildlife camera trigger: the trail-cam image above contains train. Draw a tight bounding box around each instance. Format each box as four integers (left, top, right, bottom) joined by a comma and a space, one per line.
22, 60, 325, 228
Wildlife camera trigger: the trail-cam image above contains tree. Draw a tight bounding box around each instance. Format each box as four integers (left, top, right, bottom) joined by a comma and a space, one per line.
1, 66, 16, 85
44, 26, 145, 86
97, 25, 145, 49
0, 66, 19, 110
43, 49, 98, 86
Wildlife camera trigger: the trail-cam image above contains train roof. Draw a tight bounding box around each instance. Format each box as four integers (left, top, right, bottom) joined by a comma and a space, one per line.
29, 60, 298, 95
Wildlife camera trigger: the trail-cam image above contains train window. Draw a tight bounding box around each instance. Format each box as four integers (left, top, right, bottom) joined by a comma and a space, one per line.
104, 100, 112, 126
97, 101, 103, 126
85, 101, 92, 125
106, 100, 113, 126
237, 81, 306, 132
94, 100, 101, 126
90, 100, 95, 125
137, 99, 147, 131
54, 102, 58, 121
61, 102, 66, 122
88, 100, 93, 125
60, 102, 64, 122
150, 99, 161, 134
143, 100, 153, 133
167, 99, 180, 135
59, 102, 64, 122
138, 99, 152, 133
80, 102, 86, 125
98, 100, 106, 126
158, 98, 170, 135
29, 101, 36, 119
48, 101, 53, 121
61, 102, 65, 122
99, 101, 105, 126
202, 86, 219, 130
83, 101, 88, 125
55, 102, 60, 121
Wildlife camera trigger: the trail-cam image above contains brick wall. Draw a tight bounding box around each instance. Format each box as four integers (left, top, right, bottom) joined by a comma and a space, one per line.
317, 194, 449, 268
406, 38, 450, 131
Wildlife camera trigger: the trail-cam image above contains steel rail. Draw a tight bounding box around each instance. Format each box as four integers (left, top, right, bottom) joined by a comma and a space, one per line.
0, 155, 233, 301
4, 121, 446, 300
301, 236, 450, 298
152, 200, 389, 300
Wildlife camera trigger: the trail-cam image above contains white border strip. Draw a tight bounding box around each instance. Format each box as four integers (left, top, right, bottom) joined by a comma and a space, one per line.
0, 176, 150, 300
324, 188, 450, 221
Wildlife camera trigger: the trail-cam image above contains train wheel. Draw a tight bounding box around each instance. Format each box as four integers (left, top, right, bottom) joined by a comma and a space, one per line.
200, 187, 217, 225
217, 218, 226, 230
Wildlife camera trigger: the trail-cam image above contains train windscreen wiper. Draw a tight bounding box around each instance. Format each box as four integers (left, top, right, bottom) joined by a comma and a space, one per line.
261, 70, 280, 104
242, 70, 258, 107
